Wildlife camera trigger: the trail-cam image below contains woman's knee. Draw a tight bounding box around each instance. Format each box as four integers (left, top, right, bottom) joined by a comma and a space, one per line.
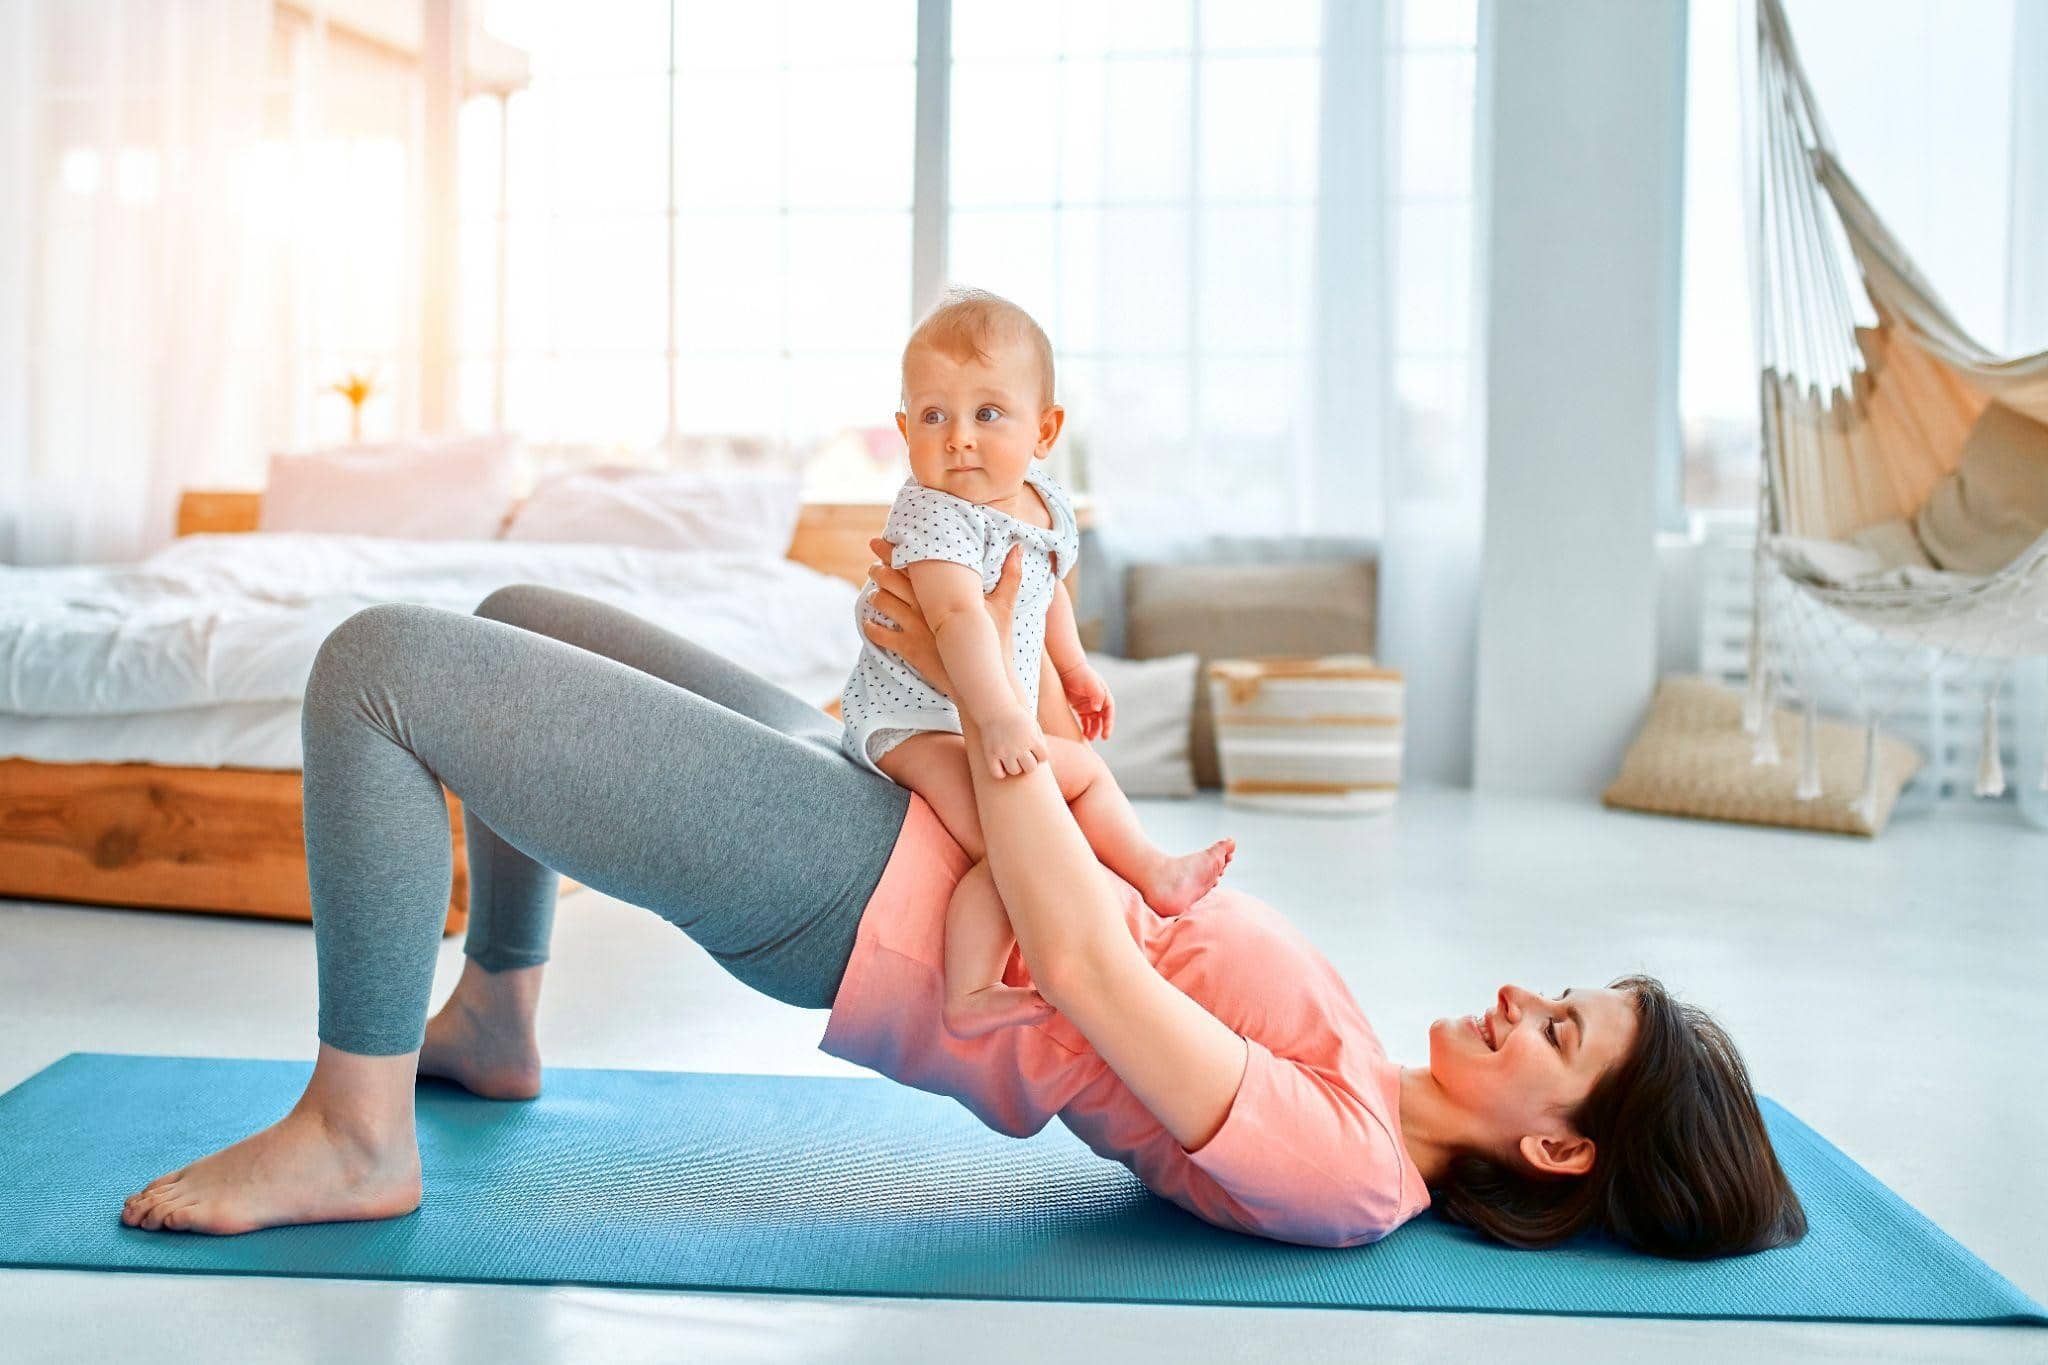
473, 582, 559, 626
305, 602, 451, 716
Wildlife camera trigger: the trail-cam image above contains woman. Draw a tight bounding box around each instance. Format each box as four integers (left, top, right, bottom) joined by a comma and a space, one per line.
119, 539, 1805, 1258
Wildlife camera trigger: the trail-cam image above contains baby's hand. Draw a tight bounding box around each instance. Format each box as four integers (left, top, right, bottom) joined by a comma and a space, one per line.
981, 707, 1049, 778
1060, 662, 1115, 742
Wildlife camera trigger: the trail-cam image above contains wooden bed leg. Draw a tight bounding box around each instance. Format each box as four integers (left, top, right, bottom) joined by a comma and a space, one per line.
0, 758, 474, 937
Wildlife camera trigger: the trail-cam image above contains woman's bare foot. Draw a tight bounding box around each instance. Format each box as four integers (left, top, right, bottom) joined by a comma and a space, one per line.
417, 994, 542, 1101
1141, 838, 1237, 917
120, 1106, 421, 1236
943, 984, 1055, 1040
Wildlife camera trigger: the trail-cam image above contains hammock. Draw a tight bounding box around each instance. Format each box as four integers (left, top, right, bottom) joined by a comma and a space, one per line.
1744, 0, 2048, 814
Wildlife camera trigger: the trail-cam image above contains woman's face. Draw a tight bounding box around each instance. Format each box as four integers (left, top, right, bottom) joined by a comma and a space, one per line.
1427, 984, 1639, 1165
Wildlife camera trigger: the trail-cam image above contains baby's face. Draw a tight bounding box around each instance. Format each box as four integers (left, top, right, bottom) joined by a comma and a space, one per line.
895, 339, 1054, 506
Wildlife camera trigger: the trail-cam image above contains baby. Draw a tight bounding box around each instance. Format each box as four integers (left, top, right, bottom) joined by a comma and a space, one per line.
841, 287, 1234, 1039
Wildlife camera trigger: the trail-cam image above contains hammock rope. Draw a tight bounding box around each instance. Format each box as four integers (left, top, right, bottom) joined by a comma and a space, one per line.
1744, 0, 2048, 802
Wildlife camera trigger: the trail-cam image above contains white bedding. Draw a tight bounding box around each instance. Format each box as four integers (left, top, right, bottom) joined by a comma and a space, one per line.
0, 532, 859, 724
0, 701, 306, 769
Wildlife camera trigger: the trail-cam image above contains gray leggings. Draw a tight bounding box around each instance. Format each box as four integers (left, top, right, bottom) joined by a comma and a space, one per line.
300, 584, 913, 1056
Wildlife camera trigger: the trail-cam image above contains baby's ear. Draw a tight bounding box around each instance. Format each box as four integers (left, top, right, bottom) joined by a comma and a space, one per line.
1036, 404, 1066, 454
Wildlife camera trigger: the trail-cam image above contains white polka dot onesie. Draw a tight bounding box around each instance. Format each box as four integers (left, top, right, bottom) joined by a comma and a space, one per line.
840, 465, 1080, 776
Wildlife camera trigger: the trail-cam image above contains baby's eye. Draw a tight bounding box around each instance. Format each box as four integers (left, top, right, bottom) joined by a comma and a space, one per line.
975, 405, 1002, 422
920, 408, 944, 424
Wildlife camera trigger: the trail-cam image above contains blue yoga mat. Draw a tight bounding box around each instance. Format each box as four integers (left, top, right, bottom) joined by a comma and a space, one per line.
2, 1052, 2041, 1324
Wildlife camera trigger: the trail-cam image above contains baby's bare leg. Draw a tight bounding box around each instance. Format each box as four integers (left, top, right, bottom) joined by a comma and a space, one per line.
879, 734, 1050, 1036
940, 860, 1054, 1038
877, 732, 984, 860
1044, 736, 1236, 917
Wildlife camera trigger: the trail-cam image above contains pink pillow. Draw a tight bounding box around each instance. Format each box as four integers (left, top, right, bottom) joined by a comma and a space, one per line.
258, 436, 521, 540
501, 465, 802, 556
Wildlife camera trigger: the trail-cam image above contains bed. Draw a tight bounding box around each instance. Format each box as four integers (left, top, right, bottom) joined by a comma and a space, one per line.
0, 492, 892, 936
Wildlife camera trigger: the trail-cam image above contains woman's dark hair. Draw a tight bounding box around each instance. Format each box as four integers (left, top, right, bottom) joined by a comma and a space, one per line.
1433, 974, 1807, 1259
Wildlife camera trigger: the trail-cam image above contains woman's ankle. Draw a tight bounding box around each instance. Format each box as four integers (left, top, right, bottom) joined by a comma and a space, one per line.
301, 1042, 420, 1150
456, 957, 545, 1021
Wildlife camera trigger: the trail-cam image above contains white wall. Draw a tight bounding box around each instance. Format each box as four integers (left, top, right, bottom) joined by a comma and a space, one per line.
1471, 0, 1688, 795
2011, 0, 2048, 352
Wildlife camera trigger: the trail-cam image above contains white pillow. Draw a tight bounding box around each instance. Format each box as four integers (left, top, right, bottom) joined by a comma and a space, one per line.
502, 465, 802, 557
259, 435, 521, 540
1086, 652, 1199, 798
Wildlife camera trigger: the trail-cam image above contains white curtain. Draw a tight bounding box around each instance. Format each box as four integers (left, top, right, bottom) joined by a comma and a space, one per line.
0, 0, 273, 566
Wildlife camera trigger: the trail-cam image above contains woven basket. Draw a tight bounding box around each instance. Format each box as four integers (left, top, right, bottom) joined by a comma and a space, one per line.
1208, 655, 1404, 814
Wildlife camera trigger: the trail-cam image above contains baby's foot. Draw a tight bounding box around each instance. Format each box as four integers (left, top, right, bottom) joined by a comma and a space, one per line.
943, 984, 1056, 1040
1142, 838, 1236, 917
119, 1108, 421, 1236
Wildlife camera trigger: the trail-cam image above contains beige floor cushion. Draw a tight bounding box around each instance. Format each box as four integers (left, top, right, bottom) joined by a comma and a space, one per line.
1602, 674, 1923, 837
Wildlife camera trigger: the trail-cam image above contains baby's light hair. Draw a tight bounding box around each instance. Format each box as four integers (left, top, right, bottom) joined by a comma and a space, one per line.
899, 286, 1056, 410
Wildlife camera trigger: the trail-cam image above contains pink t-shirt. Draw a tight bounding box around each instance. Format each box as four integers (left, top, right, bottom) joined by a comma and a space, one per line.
819, 795, 1433, 1249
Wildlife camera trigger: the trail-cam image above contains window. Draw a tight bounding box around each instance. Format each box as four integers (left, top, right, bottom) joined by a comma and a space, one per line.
463, 1, 916, 480
464, 0, 1481, 523
946, 0, 1325, 531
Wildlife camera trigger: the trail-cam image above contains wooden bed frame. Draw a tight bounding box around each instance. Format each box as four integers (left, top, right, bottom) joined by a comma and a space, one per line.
0, 493, 901, 938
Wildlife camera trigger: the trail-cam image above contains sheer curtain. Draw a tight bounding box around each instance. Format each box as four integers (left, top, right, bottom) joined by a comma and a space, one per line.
0, 0, 272, 566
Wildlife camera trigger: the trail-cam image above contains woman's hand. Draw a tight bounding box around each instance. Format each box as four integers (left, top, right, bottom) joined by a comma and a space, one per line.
859, 538, 1023, 703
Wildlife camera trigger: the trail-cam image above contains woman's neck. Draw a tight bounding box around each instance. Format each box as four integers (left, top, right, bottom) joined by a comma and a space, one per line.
1395, 1066, 1469, 1186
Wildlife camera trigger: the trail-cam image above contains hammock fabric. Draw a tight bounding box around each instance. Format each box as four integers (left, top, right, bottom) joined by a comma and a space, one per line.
1745, 0, 2048, 812
1752, 0, 2048, 648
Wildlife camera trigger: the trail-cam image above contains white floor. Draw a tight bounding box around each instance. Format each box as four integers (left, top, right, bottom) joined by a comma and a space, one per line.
3, 786, 2045, 1364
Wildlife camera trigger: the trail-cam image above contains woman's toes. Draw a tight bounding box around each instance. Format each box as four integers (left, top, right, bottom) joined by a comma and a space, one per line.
134, 1170, 180, 1202
144, 1184, 186, 1226
162, 1198, 206, 1231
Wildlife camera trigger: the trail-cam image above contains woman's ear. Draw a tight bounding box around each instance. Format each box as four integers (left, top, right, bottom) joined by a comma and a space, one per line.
1035, 405, 1066, 456
1517, 1130, 1596, 1178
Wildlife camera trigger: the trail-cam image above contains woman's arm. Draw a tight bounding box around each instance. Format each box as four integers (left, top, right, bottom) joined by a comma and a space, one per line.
860, 541, 1246, 1151
952, 703, 1245, 1150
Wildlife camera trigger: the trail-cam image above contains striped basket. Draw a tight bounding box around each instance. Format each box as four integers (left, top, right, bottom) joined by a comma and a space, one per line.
1208, 655, 1404, 814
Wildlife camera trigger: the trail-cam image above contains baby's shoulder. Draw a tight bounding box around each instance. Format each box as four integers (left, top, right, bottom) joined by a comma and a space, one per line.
1025, 465, 1078, 521
890, 478, 983, 520
884, 479, 992, 563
